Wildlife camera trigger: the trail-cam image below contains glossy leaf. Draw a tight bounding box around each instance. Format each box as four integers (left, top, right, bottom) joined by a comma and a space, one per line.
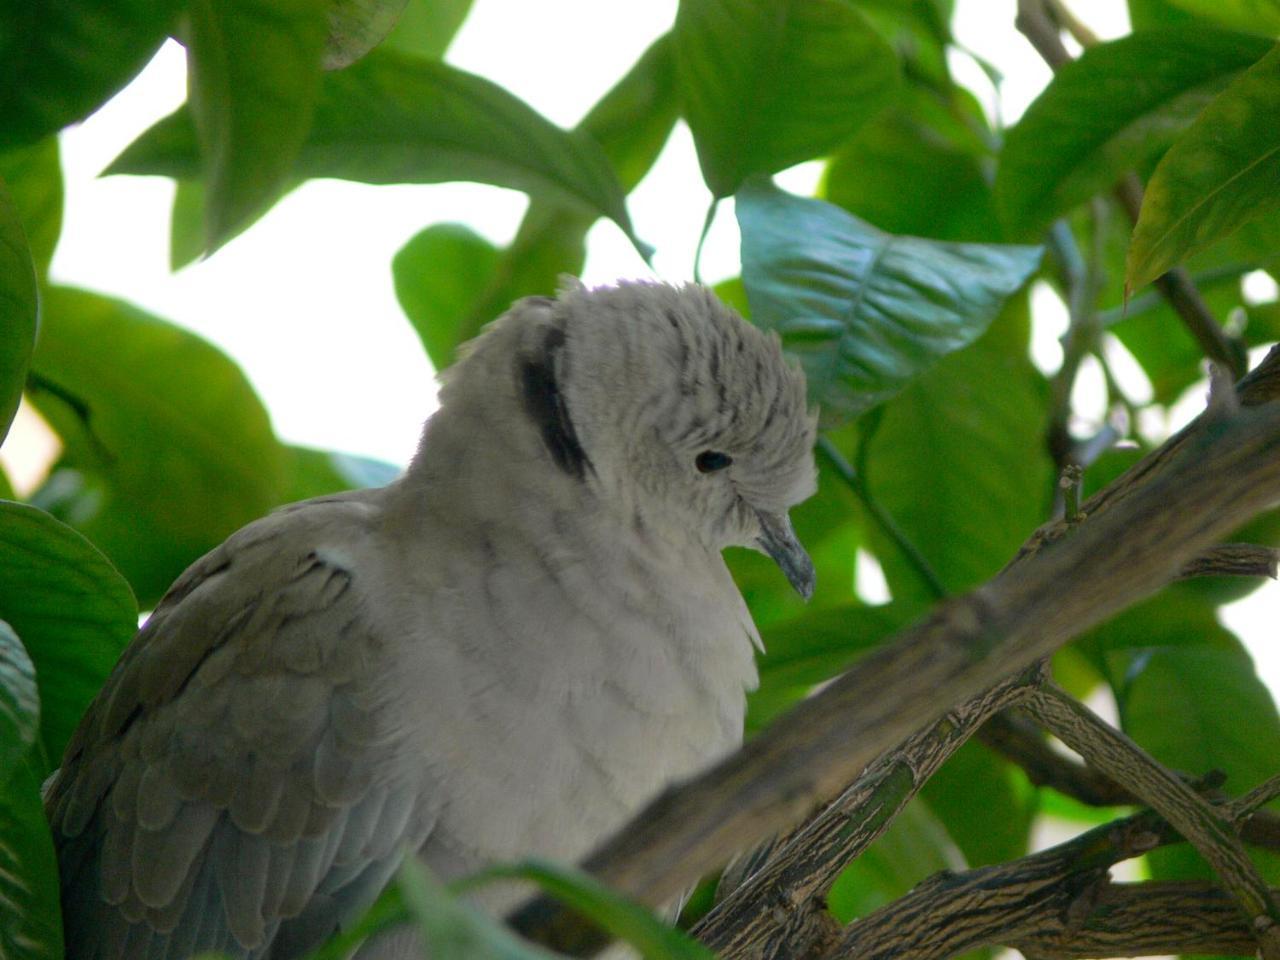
324, 0, 409, 68
0, 500, 136, 770
109, 50, 643, 252
0, 756, 64, 959
27, 287, 288, 606
0, 177, 38, 444
737, 180, 1042, 422
0, 138, 64, 275
0, 620, 38, 778
0, 0, 183, 150
1165, 0, 1280, 34
464, 860, 714, 960
382, 0, 473, 60
858, 300, 1053, 605
996, 28, 1272, 239
675, 0, 900, 197
393, 223, 501, 370
1127, 42, 1280, 291
186, 0, 329, 251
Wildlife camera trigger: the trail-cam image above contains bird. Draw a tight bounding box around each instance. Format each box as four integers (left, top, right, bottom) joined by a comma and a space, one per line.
44, 279, 818, 959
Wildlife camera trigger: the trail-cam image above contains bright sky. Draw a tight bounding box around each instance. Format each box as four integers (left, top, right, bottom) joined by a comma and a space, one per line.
7, 0, 1278, 686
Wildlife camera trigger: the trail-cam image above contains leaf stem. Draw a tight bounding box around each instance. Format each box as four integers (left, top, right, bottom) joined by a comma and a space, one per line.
693, 198, 718, 285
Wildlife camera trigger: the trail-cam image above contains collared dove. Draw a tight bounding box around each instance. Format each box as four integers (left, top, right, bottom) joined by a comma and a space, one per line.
45, 280, 818, 958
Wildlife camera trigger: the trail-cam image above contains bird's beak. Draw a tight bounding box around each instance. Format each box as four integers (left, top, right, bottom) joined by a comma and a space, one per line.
754, 510, 815, 601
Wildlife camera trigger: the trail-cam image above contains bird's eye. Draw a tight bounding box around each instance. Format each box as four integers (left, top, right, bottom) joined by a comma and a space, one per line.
695, 450, 734, 473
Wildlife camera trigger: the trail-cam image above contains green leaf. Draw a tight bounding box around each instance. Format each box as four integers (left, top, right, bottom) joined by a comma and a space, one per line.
921, 741, 1036, 868
323, 0, 409, 69
737, 179, 1042, 422
393, 224, 501, 370
0, 620, 38, 778
1164, 0, 1280, 34
169, 179, 206, 271
0, 176, 38, 444
0, 755, 64, 959
283, 444, 401, 502
675, 0, 900, 197
27, 287, 288, 607
822, 91, 1002, 243
858, 299, 1053, 605
1127, 42, 1280, 291
0, 500, 136, 770
109, 50, 643, 253
0, 0, 184, 150
397, 858, 556, 960
747, 601, 909, 732
996, 28, 1272, 239
464, 860, 715, 960
0, 138, 64, 275
185, 0, 329, 252
382, 0, 474, 61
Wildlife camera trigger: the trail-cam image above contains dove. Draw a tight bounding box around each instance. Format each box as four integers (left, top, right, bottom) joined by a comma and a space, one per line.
44, 279, 818, 959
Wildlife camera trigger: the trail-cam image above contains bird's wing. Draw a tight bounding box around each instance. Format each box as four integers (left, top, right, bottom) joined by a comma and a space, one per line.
45, 493, 440, 960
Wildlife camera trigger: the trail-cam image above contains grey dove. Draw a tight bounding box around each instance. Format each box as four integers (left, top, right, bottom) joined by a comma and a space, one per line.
44, 280, 818, 959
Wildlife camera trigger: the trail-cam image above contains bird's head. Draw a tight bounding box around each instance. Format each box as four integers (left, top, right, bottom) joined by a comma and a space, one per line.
483, 280, 818, 599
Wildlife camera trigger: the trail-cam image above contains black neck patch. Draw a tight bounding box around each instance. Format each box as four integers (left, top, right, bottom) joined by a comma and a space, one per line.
518, 325, 593, 482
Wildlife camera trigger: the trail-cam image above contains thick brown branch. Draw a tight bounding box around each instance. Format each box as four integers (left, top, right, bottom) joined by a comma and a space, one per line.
1178, 543, 1280, 580
978, 709, 1132, 806
508, 350, 1280, 954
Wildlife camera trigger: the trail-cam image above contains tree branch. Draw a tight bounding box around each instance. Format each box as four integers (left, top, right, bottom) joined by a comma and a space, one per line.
508, 348, 1280, 955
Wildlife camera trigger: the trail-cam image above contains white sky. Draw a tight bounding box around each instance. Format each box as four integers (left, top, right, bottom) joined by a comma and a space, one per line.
5, 1, 1277, 687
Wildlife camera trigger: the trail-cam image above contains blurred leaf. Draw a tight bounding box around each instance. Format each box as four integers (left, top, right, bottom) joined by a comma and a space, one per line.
0, 177, 38, 444
1127, 42, 1280, 291
397, 857, 556, 960
185, 0, 328, 252
464, 860, 714, 960
1164, 0, 1280, 34
0, 620, 38, 778
283, 444, 401, 501
382, 0, 473, 61
823, 90, 1001, 243
737, 179, 1042, 422
921, 741, 1036, 868
827, 799, 960, 922
0, 466, 13, 501
996, 28, 1272, 239
0, 0, 184, 150
0, 500, 136, 770
394, 224, 500, 370
110, 49, 643, 253
859, 299, 1053, 605
394, 35, 677, 361
169, 179, 206, 271
0, 755, 63, 959
1119, 644, 1280, 882
27, 287, 287, 606
1128, 0, 1204, 28
674, 0, 900, 197
0, 138, 64, 275
323, 0, 408, 69
747, 600, 910, 732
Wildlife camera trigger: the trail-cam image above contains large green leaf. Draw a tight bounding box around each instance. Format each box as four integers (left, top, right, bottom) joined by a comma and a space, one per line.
1127, 42, 1280, 291
0, 500, 136, 770
858, 300, 1053, 605
394, 224, 501, 371
996, 28, 1272, 239
921, 741, 1036, 868
381, 0, 473, 60
0, 0, 184, 150
391, 35, 678, 367
0, 756, 63, 959
1165, 0, 1280, 34
0, 620, 38, 778
737, 180, 1042, 422
0, 177, 38, 444
674, 0, 900, 197
27, 287, 288, 606
185, 0, 329, 252
282, 444, 401, 502
109, 49, 643, 252
0, 138, 63, 275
